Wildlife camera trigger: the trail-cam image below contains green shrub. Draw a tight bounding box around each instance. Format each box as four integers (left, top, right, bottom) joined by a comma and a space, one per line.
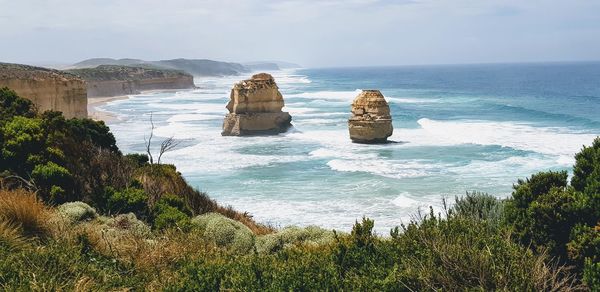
572, 137, 600, 194
391, 209, 577, 291
504, 171, 588, 258
152, 194, 193, 231
31, 161, 74, 202
156, 194, 192, 216
125, 153, 149, 168
452, 191, 504, 223
584, 258, 600, 290
567, 224, 600, 266
153, 206, 191, 231
105, 187, 149, 218
57, 201, 98, 223
103, 213, 151, 236
191, 212, 254, 253
0, 87, 36, 125
256, 225, 335, 254
0, 116, 45, 174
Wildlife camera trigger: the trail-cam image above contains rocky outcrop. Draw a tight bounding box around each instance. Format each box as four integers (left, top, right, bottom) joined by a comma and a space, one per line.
0, 62, 87, 118
222, 73, 292, 136
348, 90, 393, 143
68, 65, 195, 98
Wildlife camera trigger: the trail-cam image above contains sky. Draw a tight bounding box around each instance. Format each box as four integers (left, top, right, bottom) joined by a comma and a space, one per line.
1, 0, 599, 67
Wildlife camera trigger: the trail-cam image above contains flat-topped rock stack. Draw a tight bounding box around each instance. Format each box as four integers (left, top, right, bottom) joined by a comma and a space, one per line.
221, 73, 292, 136
348, 90, 393, 143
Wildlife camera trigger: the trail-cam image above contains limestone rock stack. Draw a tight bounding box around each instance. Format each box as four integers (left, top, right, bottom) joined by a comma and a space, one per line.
221, 73, 292, 136
348, 90, 393, 143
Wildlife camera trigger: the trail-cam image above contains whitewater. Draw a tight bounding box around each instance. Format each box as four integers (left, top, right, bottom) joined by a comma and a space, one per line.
98, 63, 600, 232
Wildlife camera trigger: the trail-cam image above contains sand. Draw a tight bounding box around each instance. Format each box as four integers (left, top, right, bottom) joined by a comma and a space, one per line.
87, 95, 129, 122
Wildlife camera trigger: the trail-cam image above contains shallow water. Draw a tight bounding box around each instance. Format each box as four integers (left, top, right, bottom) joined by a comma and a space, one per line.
100, 62, 600, 233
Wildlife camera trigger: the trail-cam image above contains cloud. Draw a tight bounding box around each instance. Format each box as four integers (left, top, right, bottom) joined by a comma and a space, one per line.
0, 0, 598, 66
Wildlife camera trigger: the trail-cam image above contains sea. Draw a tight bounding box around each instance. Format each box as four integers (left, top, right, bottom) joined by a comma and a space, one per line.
98, 62, 600, 233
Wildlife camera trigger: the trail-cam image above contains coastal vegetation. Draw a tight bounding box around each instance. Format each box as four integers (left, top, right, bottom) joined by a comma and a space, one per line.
0, 87, 599, 290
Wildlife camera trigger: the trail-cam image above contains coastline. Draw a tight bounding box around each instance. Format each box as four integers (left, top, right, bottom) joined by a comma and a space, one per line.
86, 88, 196, 122
87, 95, 129, 122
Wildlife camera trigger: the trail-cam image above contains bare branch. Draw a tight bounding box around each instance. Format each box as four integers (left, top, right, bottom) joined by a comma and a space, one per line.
0, 174, 38, 193
157, 136, 180, 164
145, 112, 155, 164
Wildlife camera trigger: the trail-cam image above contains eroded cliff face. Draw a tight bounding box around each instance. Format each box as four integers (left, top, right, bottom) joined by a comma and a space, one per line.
85, 76, 195, 97
222, 73, 292, 136
348, 90, 393, 143
68, 65, 195, 98
0, 63, 87, 118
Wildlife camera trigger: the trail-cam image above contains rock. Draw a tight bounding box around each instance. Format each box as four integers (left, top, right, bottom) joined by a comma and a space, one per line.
348, 90, 393, 143
0, 62, 88, 118
221, 73, 292, 136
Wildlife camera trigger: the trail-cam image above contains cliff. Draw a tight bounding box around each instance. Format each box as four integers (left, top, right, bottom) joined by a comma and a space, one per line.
0, 62, 87, 118
71, 58, 249, 76
222, 73, 292, 136
67, 65, 195, 98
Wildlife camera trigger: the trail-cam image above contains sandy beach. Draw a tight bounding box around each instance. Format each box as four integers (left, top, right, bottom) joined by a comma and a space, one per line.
87, 95, 129, 121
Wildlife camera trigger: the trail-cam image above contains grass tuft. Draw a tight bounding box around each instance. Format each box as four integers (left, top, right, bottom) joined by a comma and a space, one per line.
0, 189, 51, 238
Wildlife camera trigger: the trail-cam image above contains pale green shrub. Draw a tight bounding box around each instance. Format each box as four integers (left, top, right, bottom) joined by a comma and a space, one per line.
191, 212, 254, 253
103, 213, 151, 236
57, 201, 97, 223
256, 225, 335, 254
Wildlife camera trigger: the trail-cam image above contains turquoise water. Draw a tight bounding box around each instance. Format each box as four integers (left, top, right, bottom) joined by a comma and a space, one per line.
100, 62, 600, 232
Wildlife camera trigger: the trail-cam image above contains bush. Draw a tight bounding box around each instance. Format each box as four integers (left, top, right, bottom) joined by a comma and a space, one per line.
103, 213, 151, 236
191, 213, 255, 253
452, 191, 504, 223
572, 137, 600, 195
153, 206, 191, 231
256, 225, 335, 254
105, 187, 149, 218
31, 161, 74, 202
0, 87, 36, 125
504, 172, 588, 258
57, 201, 98, 223
584, 258, 600, 290
391, 210, 578, 291
155, 193, 192, 216
125, 153, 149, 168
152, 194, 192, 231
0, 116, 45, 174
567, 223, 600, 266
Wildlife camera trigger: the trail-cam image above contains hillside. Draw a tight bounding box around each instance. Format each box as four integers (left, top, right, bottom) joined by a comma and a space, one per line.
0, 86, 598, 290
71, 58, 302, 76
71, 58, 250, 76
67, 65, 195, 97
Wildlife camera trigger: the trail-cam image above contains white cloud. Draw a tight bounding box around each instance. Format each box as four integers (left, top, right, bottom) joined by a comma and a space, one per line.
0, 0, 598, 66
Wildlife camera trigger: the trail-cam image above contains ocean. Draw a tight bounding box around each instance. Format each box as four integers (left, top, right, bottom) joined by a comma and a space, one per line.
99, 62, 600, 233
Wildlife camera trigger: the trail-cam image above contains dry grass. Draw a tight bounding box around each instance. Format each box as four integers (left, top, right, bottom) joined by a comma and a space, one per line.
0, 220, 29, 249
0, 189, 51, 238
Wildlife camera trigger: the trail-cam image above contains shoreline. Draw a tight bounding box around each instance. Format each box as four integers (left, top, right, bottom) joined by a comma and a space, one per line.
86, 87, 198, 122
87, 95, 129, 122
